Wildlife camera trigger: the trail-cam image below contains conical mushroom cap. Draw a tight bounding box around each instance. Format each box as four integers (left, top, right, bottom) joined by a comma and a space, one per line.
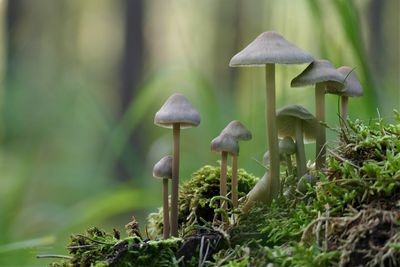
229, 31, 314, 66
211, 134, 239, 156
221, 120, 252, 141
153, 155, 173, 179
276, 105, 318, 144
154, 93, 201, 129
326, 66, 363, 97
291, 59, 345, 92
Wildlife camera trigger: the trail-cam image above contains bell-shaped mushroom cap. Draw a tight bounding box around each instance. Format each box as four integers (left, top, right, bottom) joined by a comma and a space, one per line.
153, 155, 173, 179
154, 93, 201, 129
229, 31, 314, 66
221, 120, 252, 141
276, 105, 318, 144
279, 136, 296, 155
291, 60, 345, 92
211, 134, 239, 156
263, 150, 285, 165
326, 66, 363, 97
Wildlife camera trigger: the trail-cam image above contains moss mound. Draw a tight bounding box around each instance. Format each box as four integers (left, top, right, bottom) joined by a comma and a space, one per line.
47, 112, 400, 266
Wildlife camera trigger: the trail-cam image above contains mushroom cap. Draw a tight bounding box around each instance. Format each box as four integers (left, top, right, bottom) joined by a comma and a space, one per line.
276, 105, 318, 144
154, 93, 201, 129
211, 134, 239, 156
291, 59, 345, 93
326, 66, 363, 97
153, 155, 173, 179
229, 31, 314, 67
279, 136, 296, 155
221, 120, 252, 141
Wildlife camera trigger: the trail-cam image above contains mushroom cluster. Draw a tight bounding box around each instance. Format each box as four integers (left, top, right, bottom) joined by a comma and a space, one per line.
150, 31, 364, 238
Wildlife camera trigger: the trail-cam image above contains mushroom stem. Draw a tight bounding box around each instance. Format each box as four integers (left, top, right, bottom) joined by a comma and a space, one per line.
220, 151, 228, 210
231, 155, 238, 208
315, 83, 326, 170
242, 172, 272, 212
265, 63, 280, 198
341, 96, 349, 121
285, 154, 293, 176
295, 120, 307, 179
171, 123, 180, 237
162, 178, 170, 239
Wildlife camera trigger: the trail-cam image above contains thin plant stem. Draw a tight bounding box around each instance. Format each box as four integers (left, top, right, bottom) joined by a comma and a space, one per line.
231, 155, 238, 208
171, 124, 180, 237
265, 64, 280, 199
315, 83, 326, 170
285, 154, 293, 176
162, 178, 170, 239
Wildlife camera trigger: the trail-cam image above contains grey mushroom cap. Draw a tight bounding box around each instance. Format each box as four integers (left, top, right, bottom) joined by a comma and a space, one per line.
279, 136, 296, 155
326, 66, 363, 97
291, 59, 345, 92
263, 150, 286, 165
276, 105, 318, 144
229, 31, 314, 66
154, 93, 201, 129
221, 120, 252, 141
211, 134, 239, 156
153, 155, 173, 179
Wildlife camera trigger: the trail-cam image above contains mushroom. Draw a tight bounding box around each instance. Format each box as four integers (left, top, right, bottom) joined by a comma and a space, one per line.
242, 171, 272, 212
276, 105, 318, 179
263, 136, 296, 176
153, 155, 172, 239
154, 93, 200, 237
230, 31, 314, 199
291, 59, 344, 170
326, 66, 363, 120
211, 133, 239, 210
221, 120, 252, 208
278, 136, 296, 176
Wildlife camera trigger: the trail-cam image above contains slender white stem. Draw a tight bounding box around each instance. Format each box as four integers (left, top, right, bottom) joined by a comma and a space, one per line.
265, 64, 280, 199
220, 151, 228, 210
341, 96, 349, 121
171, 124, 180, 237
162, 178, 170, 239
315, 83, 326, 170
295, 120, 307, 178
231, 155, 238, 208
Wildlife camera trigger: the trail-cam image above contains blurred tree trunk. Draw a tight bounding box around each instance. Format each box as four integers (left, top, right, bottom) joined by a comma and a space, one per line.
368, 0, 384, 77
115, 0, 145, 181
3, 0, 23, 142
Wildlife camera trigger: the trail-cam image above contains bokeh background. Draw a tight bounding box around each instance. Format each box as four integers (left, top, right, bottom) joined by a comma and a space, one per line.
0, 0, 398, 265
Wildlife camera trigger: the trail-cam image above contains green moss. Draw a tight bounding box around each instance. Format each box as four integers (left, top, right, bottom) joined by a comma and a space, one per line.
147, 165, 258, 237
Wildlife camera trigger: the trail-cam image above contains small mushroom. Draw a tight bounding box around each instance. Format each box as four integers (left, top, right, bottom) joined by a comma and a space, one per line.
211, 133, 239, 210
297, 173, 317, 194
291, 60, 344, 170
153, 155, 172, 239
279, 136, 296, 176
154, 93, 200, 237
220, 120, 252, 208
326, 66, 363, 120
230, 31, 314, 199
263, 137, 296, 176
276, 105, 318, 179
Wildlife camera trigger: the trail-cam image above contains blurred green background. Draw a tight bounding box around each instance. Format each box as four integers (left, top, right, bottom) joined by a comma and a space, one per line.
0, 0, 398, 265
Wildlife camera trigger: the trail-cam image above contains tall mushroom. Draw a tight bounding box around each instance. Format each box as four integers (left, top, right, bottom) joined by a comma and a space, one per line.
291, 60, 344, 170
153, 155, 172, 239
154, 93, 200, 237
276, 105, 318, 179
326, 66, 363, 120
230, 31, 314, 199
211, 133, 239, 210
221, 120, 252, 208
